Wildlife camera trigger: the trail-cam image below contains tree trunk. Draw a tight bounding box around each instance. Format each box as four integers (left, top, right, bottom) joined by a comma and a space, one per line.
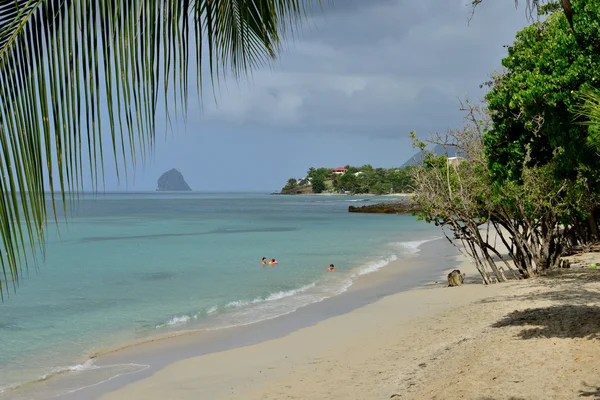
587, 213, 599, 241
561, 0, 574, 31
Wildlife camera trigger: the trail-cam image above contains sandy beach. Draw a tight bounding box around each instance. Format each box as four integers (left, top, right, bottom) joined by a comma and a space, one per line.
93, 247, 600, 400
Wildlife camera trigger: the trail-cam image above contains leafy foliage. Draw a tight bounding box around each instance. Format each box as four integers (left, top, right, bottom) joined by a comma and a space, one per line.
283, 178, 298, 191
281, 165, 414, 195
485, 2, 600, 183
310, 176, 326, 194
576, 90, 600, 150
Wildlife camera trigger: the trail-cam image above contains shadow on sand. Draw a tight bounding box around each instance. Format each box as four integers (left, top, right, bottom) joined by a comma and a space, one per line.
483, 269, 600, 340
491, 304, 600, 339
579, 382, 600, 398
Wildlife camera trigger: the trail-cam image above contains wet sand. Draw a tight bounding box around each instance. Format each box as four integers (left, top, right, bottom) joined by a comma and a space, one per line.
18, 238, 460, 400
18, 237, 600, 400
98, 255, 600, 399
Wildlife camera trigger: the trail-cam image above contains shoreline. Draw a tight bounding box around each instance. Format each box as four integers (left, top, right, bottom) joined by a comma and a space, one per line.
271, 192, 414, 197
98, 258, 600, 400
3, 237, 461, 400
95, 249, 486, 400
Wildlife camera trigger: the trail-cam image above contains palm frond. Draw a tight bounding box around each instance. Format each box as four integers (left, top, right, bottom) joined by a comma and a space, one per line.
0, 0, 316, 299
575, 90, 600, 152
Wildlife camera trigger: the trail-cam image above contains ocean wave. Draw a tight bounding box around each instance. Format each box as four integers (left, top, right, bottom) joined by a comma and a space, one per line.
206, 305, 218, 314
206, 280, 351, 331
225, 299, 251, 308
2, 360, 148, 399
262, 282, 317, 302
395, 238, 440, 256
154, 283, 319, 329
353, 255, 398, 277
40, 359, 98, 380
225, 282, 317, 309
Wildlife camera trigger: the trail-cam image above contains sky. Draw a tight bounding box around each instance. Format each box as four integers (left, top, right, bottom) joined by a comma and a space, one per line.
100, 0, 530, 193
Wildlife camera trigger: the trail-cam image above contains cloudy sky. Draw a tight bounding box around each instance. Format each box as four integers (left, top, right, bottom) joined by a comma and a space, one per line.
103, 0, 530, 192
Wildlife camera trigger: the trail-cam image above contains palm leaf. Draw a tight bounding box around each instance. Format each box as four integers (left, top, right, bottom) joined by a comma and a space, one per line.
575, 90, 600, 152
0, 0, 316, 299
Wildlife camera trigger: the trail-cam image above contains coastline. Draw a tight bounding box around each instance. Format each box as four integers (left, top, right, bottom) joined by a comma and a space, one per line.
62, 240, 471, 400
18, 233, 599, 400
97, 251, 485, 400
1, 237, 459, 400
100, 255, 600, 399
272, 192, 414, 197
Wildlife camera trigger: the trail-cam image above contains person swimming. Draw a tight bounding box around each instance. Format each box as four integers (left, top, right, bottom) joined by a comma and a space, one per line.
328, 264, 335, 272
261, 257, 267, 265
269, 258, 278, 265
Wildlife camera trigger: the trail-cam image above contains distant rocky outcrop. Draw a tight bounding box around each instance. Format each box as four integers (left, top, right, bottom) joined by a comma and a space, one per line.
156, 168, 192, 191
348, 197, 421, 214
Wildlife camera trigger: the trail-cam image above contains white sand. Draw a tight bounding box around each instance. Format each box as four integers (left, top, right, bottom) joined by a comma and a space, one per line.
101, 254, 600, 400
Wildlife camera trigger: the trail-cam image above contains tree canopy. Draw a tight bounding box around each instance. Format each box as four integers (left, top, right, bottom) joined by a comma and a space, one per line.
281, 165, 414, 195
412, 2, 600, 283
484, 1, 600, 183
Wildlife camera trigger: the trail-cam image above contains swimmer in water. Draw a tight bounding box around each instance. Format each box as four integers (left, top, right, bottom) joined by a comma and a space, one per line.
269, 258, 278, 265
328, 264, 335, 272
261, 257, 267, 265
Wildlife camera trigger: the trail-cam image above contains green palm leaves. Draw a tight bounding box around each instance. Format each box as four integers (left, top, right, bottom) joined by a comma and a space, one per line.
577, 90, 600, 152
0, 0, 315, 298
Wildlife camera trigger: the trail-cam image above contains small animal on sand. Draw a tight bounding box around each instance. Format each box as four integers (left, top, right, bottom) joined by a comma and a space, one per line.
447, 269, 465, 287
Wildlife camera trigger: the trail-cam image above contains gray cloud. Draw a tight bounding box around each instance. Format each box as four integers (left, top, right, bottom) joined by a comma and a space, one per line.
105, 1, 533, 191
199, 0, 528, 140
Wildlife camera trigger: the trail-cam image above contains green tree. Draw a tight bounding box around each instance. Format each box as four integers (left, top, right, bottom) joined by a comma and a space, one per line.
311, 176, 326, 193
0, 1, 314, 297
283, 178, 298, 191
577, 90, 600, 150
485, 3, 600, 183
338, 172, 358, 192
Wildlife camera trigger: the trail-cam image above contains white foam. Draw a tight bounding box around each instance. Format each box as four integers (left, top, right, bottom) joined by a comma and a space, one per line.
225, 300, 251, 309
51, 363, 149, 398
205, 280, 351, 332
224, 282, 317, 310
395, 238, 439, 256
39, 359, 98, 380
66, 359, 97, 372
166, 315, 191, 326
262, 282, 317, 302
353, 254, 398, 277
206, 305, 218, 314
155, 315, 192, 328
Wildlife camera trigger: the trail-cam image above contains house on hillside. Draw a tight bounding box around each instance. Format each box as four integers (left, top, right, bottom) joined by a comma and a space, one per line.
332, 167, 347, 175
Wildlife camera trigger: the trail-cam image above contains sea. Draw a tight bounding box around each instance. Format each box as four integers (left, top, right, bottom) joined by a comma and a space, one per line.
0, 192, 441, 397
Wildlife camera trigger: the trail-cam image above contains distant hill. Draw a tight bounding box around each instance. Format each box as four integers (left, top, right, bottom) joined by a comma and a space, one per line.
401, 144, 461, 168
156, 168, 192, 191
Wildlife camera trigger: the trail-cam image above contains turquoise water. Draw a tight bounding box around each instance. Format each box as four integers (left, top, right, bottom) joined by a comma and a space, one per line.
0, 193, 439, 393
